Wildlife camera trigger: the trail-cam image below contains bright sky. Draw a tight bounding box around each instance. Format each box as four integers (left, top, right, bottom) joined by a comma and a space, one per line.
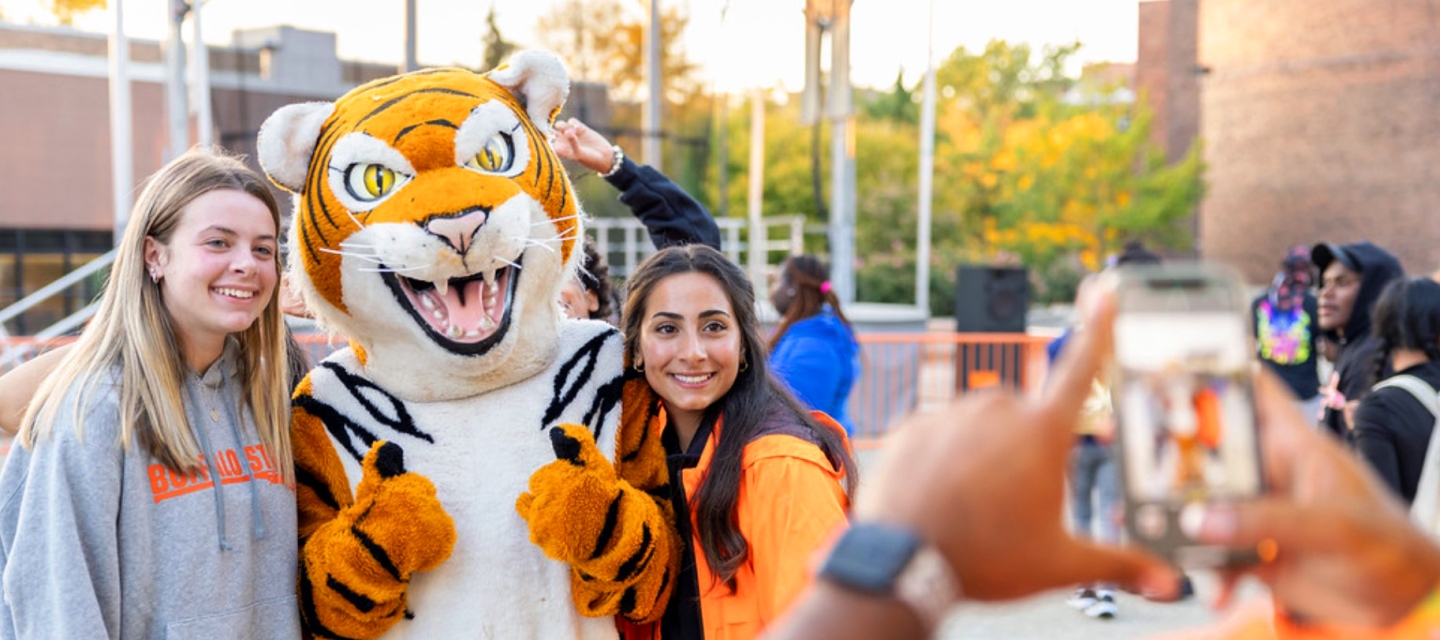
3, 0, 1140, 91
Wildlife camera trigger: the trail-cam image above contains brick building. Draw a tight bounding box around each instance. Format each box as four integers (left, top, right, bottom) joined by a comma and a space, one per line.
0, 23, 398, 333
1140, 0, 1440, 281
1135, 0, 1201, 254
0, 22, 614, 335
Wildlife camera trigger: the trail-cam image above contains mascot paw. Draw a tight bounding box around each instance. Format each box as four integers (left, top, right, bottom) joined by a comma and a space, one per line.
353, 441, 458, 577
517, 424, 623, 563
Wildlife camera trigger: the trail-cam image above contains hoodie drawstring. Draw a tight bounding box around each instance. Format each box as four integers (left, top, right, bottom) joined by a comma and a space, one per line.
186, 382, 232, 552
220, 399, 266, 542
186, 362, 268, 551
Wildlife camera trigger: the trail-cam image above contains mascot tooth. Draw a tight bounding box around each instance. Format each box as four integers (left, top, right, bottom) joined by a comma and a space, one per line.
258, 51, 678, 640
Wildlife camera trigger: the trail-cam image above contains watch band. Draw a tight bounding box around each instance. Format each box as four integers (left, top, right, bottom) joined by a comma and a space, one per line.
600, 144, 625, 178
818, 523, 962, 632
893, 541, 961, 630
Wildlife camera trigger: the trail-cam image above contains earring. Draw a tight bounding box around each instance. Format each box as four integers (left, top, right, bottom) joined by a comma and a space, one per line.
739, 359, 749, 373
149, 268, 160, 284
634, 361, 645, 373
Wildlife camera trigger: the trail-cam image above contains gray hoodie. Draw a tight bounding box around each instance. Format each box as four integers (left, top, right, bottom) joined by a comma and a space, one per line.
0, 346, 298, 639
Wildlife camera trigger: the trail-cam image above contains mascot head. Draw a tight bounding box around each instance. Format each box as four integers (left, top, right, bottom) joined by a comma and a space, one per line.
258, 52, 579, 401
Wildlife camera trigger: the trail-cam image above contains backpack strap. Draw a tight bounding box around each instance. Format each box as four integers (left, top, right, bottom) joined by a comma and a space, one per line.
1372, 375, 1440, 419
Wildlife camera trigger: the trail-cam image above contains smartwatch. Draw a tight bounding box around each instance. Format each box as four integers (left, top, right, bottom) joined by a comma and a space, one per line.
817, 522, 961, 630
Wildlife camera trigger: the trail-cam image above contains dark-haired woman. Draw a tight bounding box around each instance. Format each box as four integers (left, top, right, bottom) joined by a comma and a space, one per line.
769, 255, 860, 436
623, 244, 857, 640
1353, 277, 1440, 505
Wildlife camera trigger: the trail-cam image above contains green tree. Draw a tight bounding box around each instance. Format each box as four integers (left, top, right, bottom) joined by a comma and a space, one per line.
479, 4, 517, 73
861, 71, 917, 125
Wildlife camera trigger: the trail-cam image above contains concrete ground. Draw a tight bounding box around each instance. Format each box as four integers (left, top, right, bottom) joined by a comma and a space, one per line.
851, 448, 1270, 640
938, 575, 1268, 639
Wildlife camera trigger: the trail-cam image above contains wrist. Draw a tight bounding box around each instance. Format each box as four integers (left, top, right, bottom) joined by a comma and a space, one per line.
816, 522, 962, 632
599, 144, 625, 178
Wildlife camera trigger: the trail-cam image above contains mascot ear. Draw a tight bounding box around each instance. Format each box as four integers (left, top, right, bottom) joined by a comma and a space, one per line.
487, 51, 570, 134
257, 101, 336, 193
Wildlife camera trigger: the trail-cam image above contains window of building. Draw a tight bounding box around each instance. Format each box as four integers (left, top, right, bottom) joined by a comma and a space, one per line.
0, 229, 113, 336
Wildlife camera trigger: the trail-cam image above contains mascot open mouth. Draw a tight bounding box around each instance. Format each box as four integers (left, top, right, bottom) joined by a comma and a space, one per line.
381, 259, 520, 356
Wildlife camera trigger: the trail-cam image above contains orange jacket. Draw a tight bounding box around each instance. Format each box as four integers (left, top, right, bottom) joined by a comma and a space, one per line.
674, 410, 851, 640
1154, 592, 1440, 640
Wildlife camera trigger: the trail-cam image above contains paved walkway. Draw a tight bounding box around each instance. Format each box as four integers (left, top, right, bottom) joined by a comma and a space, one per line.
939, 575, 1268, 639
852, 448, 1271, 640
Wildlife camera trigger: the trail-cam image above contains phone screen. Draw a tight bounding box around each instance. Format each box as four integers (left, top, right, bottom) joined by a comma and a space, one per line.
1112, 274, 1264, 565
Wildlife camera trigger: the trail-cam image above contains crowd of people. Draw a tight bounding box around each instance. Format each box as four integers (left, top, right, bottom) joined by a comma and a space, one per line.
0, 114, 1438, 640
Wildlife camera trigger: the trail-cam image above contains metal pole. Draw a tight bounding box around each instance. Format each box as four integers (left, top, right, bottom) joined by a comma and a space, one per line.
827, 0, 855, 304
403, 0, 418, 72
643, 0, 663, 168
717, 94, 728, 219
190, 0, 212, 148
830, 116, 855, 304
109, 0, 133, 246
916, 0, 936, 315
747, 92, 766, 299
163, 0, 188, 161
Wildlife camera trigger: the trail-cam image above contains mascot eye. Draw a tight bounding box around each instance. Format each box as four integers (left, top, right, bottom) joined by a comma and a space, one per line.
344, 163, 404, 202
468, 133, 514, 173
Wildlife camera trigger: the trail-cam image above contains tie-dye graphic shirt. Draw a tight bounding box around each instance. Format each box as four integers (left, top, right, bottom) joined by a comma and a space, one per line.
1252, 293, 1321, 400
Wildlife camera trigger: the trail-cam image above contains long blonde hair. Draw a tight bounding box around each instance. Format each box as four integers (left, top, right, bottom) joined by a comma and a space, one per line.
19, 149, 292, 480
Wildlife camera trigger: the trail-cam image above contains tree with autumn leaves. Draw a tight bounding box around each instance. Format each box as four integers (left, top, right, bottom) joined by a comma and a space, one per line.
702, 41, 1203, 313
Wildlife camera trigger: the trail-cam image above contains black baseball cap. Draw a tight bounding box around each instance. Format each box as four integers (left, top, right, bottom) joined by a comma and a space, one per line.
1311, 242, 1360, 274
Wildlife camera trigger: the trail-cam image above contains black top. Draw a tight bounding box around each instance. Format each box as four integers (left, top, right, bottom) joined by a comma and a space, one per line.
1251, 293, 1320, 400
659, 413, 713, 640
1317, 242, 1404, 438
605, 157, 722, 251
1352, 360, 1440, 505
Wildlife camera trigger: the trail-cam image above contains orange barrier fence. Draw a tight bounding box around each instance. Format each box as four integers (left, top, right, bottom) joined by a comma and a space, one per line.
1, 332, 1057, 445
849, 333, 1053, 445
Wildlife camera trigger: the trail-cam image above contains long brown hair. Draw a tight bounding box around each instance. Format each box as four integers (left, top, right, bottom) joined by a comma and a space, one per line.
769, 254, 852, 350
20, 149, 292, 481
622, 245, 857, 590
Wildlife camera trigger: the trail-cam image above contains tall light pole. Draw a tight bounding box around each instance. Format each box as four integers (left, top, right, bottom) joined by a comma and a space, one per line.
403, 0, 418, 72
163, 0, 188, 161
109, 0, 133, 245
916, 0, 937, 315
189, 0, 212, 148
643, 0, 663, 169
802, 0, 856, 305
747, 92, 766, 299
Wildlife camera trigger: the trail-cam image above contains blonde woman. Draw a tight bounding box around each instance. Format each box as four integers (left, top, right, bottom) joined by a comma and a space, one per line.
0, 150, 297, 638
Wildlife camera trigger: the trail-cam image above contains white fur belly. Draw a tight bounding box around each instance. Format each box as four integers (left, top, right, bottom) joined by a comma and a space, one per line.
310, 322, 624, 640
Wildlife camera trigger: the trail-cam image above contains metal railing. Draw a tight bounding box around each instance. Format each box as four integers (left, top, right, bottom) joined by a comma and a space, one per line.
849, 333, 1052, 445
0, 250, 115, 368
589, 215, 813, 284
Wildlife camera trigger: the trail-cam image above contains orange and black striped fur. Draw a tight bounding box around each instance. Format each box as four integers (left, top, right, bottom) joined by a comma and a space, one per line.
257, 52, 676, 639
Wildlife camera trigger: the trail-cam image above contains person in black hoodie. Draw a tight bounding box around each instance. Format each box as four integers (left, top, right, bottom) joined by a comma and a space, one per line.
1312, 241, 1405, 438
1353, 277, 1440, 504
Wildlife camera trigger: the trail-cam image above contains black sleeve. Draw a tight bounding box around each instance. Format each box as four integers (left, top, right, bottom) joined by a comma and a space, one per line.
1336, 337, 1382, 404
1353, 395, 1406, 501
604, 157, 722, 251
1249, 296, 1263, 343
1304, 294, 1320, 359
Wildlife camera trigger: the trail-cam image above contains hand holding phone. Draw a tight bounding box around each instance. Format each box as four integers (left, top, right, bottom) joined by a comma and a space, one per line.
1109, 263, 1265, 568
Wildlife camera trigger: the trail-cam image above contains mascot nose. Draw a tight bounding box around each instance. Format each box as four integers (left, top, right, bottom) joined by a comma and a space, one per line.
425, 207, 491, 254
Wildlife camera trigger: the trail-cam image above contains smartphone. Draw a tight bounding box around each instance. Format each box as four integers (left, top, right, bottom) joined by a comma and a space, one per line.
1109, 263, 1264, 568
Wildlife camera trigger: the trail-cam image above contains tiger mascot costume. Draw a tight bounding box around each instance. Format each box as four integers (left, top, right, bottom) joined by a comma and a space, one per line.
256, 51, 677, 639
